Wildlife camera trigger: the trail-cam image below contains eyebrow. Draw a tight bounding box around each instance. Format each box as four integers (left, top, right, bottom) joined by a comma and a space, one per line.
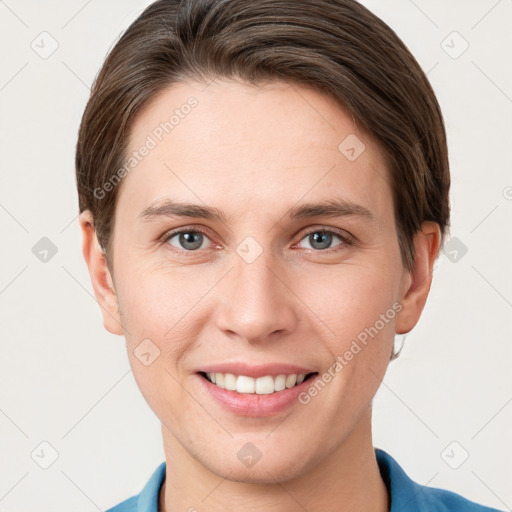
138, 198, 374, 223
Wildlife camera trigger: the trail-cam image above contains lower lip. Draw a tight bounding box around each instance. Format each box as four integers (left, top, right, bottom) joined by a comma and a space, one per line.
196, 373, 318, 417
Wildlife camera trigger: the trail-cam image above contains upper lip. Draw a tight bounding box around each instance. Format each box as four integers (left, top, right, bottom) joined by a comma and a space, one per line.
197, 362, 316, 379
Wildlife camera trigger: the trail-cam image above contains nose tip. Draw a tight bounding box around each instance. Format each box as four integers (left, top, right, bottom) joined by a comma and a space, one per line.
213, 255, 299, 343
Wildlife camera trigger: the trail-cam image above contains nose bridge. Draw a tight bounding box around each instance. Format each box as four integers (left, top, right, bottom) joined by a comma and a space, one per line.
215, 240, 297, 341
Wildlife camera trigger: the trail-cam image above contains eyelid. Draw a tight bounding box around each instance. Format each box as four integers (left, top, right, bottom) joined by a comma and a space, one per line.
159, 225, 217, 246
297, 225, 354, 243
292, 226, 355, 252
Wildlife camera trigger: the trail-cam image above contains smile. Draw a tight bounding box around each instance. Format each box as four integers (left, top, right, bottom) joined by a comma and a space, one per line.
199, 371, 317, 395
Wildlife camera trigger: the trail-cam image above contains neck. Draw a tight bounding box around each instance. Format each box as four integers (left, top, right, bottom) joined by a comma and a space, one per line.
160, 407, 389, 512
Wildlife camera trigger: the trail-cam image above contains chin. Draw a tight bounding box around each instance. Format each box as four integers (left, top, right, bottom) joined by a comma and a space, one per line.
198, 441, 316, 485
217, 462, 307, 485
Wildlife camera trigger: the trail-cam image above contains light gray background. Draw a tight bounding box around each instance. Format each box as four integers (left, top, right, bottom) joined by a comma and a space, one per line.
0, 1, 511, 511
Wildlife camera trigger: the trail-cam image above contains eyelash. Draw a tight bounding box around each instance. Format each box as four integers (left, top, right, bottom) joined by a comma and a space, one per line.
160, 225, 354, 255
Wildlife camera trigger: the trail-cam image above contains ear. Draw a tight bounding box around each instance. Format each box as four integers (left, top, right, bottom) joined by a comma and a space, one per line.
395, 221, 441, 335
79, 210, 124, 335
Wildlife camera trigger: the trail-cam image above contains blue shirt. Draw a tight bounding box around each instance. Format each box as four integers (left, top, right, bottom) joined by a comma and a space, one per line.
106, 448, 504, 511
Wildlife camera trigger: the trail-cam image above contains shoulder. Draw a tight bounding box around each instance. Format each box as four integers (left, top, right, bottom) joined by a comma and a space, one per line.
416, 484, 504, 512
375, 448, 504, 512
105, 496, 138, 512
104, 462, 166, 512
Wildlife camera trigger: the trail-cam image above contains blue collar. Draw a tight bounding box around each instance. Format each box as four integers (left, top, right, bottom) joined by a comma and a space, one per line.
109, 448, 501, 512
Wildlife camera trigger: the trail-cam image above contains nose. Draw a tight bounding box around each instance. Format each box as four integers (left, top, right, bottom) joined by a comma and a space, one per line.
213, 248, 300, 344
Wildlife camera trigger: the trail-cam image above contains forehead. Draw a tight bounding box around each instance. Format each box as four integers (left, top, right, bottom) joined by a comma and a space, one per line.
119, 78, 392, 224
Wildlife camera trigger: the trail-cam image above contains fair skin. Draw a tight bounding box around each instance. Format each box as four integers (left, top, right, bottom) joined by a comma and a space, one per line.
80, 78, 440, 511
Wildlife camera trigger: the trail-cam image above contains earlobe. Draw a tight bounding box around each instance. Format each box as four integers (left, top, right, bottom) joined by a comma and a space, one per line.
79, 210, 124, 336
395, 222, 441, 335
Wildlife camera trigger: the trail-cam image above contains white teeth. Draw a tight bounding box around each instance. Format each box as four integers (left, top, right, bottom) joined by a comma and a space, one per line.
274, 374, 286, 391
255, 376, 275, 395
224, 373, 237, 391
236, 375, 255, 393
205, 372, 310, 394
285, 374, 297, 388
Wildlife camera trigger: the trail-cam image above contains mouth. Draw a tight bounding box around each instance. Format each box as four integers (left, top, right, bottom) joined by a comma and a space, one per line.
198, 371, 318, 395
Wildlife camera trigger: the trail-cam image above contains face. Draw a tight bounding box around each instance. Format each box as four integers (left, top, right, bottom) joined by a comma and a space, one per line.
82, 78, 437, 483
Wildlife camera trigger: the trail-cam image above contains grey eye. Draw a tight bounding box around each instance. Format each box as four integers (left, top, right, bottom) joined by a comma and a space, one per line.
298, 231, 343, 251
167, 231, 207, 251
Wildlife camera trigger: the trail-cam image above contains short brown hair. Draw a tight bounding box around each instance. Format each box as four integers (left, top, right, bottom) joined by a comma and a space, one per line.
75, 0, 450, 334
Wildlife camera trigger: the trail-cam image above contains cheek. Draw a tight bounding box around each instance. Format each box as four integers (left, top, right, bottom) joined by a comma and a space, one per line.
298, 263, 401, 342
115, 258, 211, 338
116, 265, 204, 421
114, 262, 222, 416
301, 265, 400, 408
300, 271, 400, 415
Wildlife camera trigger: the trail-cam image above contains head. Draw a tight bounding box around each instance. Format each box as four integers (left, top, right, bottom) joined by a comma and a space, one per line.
77, 0, 449, 483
